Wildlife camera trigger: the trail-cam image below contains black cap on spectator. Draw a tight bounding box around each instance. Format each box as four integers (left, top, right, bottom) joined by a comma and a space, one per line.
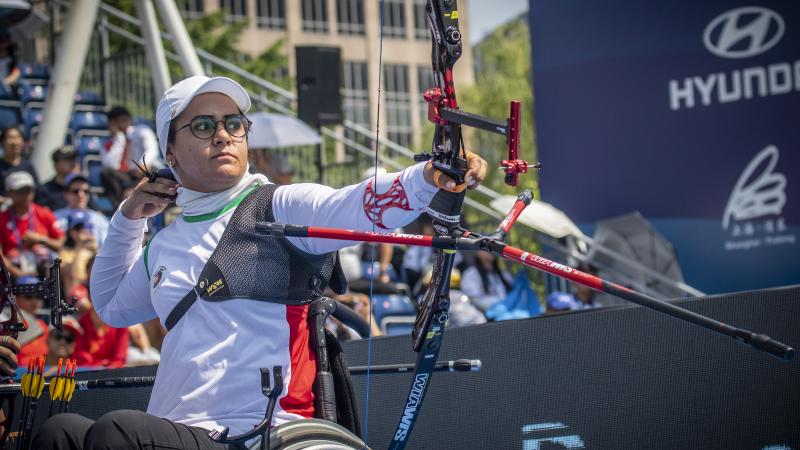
51, 145, 78, 162
108, 106, 131, 120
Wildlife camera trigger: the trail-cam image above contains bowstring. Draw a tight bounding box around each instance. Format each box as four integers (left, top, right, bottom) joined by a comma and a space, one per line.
363, 0, 386, 446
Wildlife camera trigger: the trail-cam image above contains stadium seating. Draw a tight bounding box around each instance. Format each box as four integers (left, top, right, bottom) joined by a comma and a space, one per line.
370, 294, 416, 335
76, 134, 109, 157
17, 63, 49, 81
371, 294, 416, 324
91, 194, 115, 216
0, 107, 20, 129
83, 155, 104, 189
74, 91, 105, 106
70, 110, 108, 132
18, 82, 47, 105
0, 83, 16, 100
360, 261, 400, 282
22, 106, 43, 139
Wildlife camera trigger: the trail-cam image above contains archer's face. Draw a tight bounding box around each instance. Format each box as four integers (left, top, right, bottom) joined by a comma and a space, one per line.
168, 93, 249, 193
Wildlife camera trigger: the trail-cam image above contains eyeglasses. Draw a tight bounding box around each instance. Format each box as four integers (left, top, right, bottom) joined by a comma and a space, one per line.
174, 114, 251, 140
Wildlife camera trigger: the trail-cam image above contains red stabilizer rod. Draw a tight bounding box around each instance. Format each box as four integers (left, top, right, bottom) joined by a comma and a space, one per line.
491, 189, 533, 241
255, 222, 470, 250
254, 222, 794, 361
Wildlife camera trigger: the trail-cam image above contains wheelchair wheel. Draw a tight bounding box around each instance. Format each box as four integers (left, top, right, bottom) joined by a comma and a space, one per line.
248, 418, 370, 450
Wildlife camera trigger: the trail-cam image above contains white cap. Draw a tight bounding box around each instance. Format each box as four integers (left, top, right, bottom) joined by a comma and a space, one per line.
155, 75, 252, 159
4, 171, 34, 192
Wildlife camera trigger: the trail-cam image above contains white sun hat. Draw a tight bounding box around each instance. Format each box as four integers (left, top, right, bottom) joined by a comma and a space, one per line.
155, 75, 252, 159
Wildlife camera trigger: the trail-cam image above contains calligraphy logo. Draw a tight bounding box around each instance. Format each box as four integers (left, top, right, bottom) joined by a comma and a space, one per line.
723, 145, 786, 230
722, 145, 794, 251
703, 7, 784, 59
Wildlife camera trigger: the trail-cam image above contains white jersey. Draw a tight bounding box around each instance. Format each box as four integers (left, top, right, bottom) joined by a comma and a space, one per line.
90, 163, 437, 436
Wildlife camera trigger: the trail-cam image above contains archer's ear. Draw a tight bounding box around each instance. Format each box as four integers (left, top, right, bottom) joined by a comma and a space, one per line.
166, 144, 176, 165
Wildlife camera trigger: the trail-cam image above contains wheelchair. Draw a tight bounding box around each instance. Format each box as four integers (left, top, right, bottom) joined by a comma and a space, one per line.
214, 297, 373, 450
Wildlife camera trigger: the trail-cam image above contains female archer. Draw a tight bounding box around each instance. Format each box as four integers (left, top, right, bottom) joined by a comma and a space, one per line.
33, 75, 487, 449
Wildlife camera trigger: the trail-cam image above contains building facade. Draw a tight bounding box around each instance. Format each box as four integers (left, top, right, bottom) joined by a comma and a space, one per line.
180, 0, 475, 149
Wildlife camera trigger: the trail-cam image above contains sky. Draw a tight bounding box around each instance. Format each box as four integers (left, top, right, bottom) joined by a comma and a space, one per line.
467, 0, 529, 44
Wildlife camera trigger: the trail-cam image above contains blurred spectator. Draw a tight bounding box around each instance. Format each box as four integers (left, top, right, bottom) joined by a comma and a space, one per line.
546, 291, 578, 314
423, 268, 486, 328
572, 264, 602, 309
0, 32, 19, 88
461, 252, 513, 311
402, 216, 463, 299
0, 172, 63, 274
59, 211, 98, 292
44, 316, 83, 376
70, 256, 128, 368
15, 275, 48, 367
101, 106, 162, 209
402, 217, 435, 296
35, 146, 80, 211
249, 150, 294, 185
345, 242, 401, 296
54, 173, 109, 247
0, 126, 39, 195
545, 264, 602, 312
126, 323, 160, 366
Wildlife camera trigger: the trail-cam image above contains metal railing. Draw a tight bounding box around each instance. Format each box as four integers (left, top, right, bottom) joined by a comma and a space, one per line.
56, 0, 703, 299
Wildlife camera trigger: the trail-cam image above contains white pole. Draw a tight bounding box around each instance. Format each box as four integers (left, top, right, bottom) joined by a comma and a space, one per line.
32, 0, 101, 181
153, 0, 204, 77
134, 0, 171, 98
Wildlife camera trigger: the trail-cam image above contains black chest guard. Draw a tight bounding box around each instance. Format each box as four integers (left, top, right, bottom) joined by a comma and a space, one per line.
165, 183, 346, 331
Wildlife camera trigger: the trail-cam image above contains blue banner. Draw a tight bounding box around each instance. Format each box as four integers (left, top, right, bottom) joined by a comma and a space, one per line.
529, 0, 800, 293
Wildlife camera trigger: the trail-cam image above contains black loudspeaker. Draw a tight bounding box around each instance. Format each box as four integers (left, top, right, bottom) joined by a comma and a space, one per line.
295, 46, 343, 126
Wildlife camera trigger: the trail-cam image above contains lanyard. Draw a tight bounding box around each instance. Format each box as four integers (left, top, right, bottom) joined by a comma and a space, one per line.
9, 207, 34, 251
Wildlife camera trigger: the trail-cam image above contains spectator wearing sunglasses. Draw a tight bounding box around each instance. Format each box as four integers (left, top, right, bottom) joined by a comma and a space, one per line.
101, 106, 163, 209
43, 316, 84, 376
0, 172, 63, 274
53, 173, 109, 248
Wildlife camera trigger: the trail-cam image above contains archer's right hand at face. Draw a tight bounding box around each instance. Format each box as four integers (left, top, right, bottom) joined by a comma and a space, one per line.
120, 177, 180, 220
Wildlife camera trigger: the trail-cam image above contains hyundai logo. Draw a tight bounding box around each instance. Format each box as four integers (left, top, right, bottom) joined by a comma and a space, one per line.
703, 7, 784, 59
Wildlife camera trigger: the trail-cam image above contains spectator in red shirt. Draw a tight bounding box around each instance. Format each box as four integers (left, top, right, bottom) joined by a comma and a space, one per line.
71, 256, 128, 368
15, 275, 49, 368
0, 172, 63, 274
